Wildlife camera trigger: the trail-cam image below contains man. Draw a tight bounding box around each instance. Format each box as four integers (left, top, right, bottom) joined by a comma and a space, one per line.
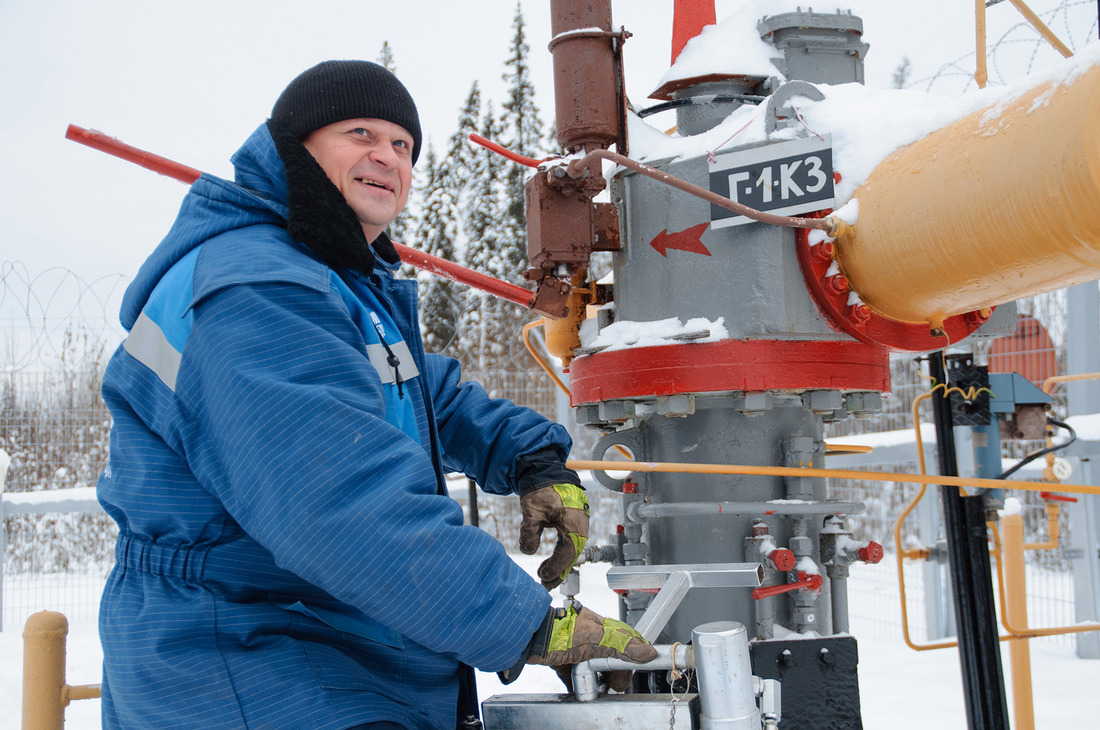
97, 60, 654, 730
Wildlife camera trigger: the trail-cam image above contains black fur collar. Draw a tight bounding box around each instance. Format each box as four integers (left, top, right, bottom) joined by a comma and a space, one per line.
267, 120, 400, 273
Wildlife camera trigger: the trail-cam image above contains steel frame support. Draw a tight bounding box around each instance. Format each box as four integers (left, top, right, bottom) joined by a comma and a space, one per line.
929, 353, 1009, 730
1068, 282, 1100, 658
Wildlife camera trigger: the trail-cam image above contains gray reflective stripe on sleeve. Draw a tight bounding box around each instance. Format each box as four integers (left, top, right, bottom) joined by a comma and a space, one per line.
365, 340, 419, 384
123, 312, 182, 391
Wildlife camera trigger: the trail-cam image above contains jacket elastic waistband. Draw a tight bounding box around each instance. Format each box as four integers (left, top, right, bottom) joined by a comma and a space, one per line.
115, 533, 209, 583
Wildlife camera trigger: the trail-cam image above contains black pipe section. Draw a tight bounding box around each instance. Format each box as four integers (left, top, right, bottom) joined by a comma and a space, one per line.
929, 353, 1009, 730
468, 477, 480, 528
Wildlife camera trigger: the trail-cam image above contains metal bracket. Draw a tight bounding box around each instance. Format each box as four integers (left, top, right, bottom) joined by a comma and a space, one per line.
764, 80, 825, 136
606, 563, 764, 642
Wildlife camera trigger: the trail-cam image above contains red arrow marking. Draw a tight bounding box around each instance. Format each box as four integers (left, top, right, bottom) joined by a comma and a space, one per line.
650, 222, 711, 257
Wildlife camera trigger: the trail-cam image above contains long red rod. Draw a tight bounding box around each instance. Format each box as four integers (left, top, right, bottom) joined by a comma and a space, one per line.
66, 124, 202, 184
65, 124, 536, 310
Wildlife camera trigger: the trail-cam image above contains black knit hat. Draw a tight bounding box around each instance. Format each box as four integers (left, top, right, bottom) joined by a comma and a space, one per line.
270, 60, 422, 164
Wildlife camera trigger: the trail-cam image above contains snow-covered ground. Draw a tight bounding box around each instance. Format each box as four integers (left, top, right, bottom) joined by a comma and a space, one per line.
4, 553, 1098, 728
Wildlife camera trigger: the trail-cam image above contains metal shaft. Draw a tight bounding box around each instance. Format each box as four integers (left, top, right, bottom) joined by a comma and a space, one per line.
693, 622, 760, 730
930, 354, 1009, 729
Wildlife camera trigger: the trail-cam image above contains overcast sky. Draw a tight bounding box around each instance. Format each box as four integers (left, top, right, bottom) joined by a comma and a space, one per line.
1, 0, 1093, 285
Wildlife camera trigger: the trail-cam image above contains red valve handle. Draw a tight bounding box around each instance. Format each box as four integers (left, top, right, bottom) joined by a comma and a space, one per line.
858, 541, 884, 564
768, 548, 796, 572
752, 571, 823, 600
1039, 491, 1078, 503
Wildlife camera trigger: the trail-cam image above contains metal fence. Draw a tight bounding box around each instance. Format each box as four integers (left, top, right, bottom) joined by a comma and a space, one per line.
1, 263, 1094, 658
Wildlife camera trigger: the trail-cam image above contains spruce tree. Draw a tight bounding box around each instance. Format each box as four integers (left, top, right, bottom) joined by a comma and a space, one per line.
464, 3, 543, 373
500, 2, 544, 230
377, 41, 414, 250
414, 143, 462, 355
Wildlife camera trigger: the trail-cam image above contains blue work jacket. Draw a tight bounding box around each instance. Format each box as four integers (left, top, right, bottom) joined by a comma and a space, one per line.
97, 123, 566, 729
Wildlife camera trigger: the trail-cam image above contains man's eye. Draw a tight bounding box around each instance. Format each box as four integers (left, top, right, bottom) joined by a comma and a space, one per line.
352, 128, 368, 136
393, 139, 409, 149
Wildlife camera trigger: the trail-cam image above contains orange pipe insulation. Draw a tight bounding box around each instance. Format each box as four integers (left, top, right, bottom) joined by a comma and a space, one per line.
836, 61, 1100, 328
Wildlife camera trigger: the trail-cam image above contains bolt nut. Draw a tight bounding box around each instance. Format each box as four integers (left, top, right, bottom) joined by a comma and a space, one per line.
847, 303, 871, 323
825, 274, 849, 295
810, 241, 835, 263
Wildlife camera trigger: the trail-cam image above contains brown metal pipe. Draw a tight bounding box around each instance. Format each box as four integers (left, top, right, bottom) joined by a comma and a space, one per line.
569, 149, 838, 233
548, 0, 621, 152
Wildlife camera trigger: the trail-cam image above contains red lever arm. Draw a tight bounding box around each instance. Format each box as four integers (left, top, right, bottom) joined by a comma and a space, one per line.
752, 571, 823, 600
65, 124, 537, 311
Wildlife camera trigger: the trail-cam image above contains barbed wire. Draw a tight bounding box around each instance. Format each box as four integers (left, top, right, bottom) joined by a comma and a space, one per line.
917, 0, 1097, 94
0, 261, 129, 373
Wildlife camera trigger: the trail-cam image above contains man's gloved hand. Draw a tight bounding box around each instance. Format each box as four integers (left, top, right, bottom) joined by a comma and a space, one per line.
497, 603, 657, 691
519, 482, 590, 590
527, 604, 657, 692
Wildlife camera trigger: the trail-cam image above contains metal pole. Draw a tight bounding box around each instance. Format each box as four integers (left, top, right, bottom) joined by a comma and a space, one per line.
693, 621, 759, 730
929, 353, 1009, 730
1, 448, 8, 633
1002, 511, 1036, 730
1068, 282, 1100, 658
467, 478, 479, 528
22, 611, 68, 730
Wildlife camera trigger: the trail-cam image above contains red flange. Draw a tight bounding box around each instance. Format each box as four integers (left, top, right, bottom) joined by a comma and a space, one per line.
569, 339, 890, 406
795, 225, 993, 352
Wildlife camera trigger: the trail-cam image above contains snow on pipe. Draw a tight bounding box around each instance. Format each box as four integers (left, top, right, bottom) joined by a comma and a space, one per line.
834, 60, 1100, 329
64, 125, 538, 312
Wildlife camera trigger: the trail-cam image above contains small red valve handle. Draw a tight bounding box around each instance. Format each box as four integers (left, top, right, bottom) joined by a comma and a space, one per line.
858, 541, 884, 564
752, 571, 823, 600
768, 548, 796, 572
1039, 491, 1078, 503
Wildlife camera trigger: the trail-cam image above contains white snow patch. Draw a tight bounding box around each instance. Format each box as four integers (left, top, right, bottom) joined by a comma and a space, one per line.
583, 316, 729, 351
628, 27, 1100, 207
796, 556, 821, 575
1065, 412, 1100, 441
651, 1, 860, 93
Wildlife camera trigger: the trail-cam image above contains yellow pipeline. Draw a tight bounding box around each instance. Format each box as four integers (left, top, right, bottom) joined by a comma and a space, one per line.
836, 60, 1100, 327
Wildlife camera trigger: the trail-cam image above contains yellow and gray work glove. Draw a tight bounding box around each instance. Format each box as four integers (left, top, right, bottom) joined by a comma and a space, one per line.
519, 482, 590, 590
528, 604, 657, 692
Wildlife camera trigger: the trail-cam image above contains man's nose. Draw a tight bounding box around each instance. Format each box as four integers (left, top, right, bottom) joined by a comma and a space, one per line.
369, 140, 399, 167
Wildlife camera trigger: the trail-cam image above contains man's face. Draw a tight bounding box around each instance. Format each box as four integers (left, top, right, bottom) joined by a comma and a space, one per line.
301, 118, 414, 242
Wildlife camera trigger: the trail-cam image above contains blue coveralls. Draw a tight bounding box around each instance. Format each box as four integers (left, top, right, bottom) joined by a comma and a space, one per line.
97, 123, 567, 729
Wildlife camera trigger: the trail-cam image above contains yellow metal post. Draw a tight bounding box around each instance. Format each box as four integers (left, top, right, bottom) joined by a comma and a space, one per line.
975, 0, 988, 88
22, 611, 68, 730
1001, 512, 1036, 730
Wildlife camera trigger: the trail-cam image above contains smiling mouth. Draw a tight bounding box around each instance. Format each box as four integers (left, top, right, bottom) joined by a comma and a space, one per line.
358, 178, 393, 193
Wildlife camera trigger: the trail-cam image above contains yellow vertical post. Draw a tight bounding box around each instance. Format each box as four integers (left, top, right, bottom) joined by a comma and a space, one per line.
975, 0, 988, 88
22, 611, 68, 730
1001, 512, 1036, 730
